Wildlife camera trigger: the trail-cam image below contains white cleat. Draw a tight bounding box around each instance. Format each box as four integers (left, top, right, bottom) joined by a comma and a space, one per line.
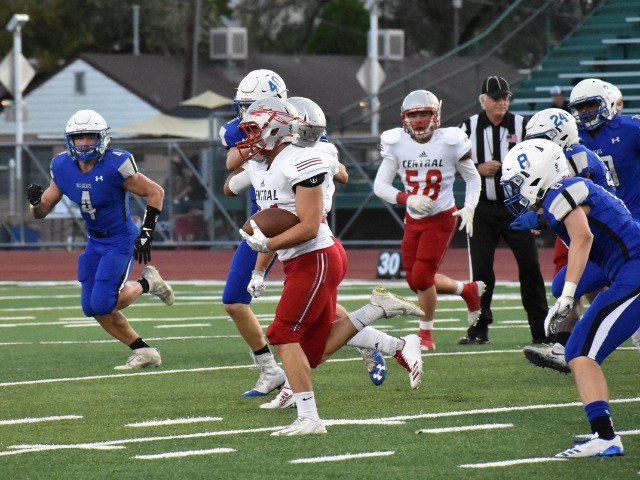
556, 435, 623, 458
142, 266, 174, 306
370, 287, 424, 318
114, 347, 161, 370
242, 363, 286, 397
260, 386, 295, 409
393, 334, 423, 389
522, 343, 570, 374
271, 417, 327, 436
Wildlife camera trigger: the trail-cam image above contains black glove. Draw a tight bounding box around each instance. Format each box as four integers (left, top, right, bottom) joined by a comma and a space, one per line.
27, 183, 44, 207
133, 205, 161, 264
134, 228, 153, 264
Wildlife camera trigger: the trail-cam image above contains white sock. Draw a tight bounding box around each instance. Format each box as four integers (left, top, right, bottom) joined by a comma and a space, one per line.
419, 320, 434, 331
348, 304, 384, 331
294, 391, 319, 421
454, 281, 464, 295
347, 327, 403, 356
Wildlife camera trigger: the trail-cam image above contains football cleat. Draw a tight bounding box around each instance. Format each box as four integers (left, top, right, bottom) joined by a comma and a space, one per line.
357, 348, 387, 386
370, 287, 424, 318
461, 281, 485, 325
242, 358, 286, 397
393, 334, 423, 389
142, 266, 175, 306
418, 329, 435, 351
260, 386, 295, 409
271, 417, 327, 436
523, 343, 570, 374
114, 347, 161, 370
555, 435, 623, 458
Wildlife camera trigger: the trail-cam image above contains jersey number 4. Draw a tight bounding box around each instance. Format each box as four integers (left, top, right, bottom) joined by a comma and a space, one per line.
81, 190, 97, 220
405, 169, 442, 199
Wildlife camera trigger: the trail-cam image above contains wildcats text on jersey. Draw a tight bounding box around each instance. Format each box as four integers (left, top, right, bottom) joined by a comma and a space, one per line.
255, 189, 279, 202
76, 183, 92, 189
402, 158, 444, 168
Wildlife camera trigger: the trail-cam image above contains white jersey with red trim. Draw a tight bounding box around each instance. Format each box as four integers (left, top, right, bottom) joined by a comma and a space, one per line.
376, 127, 471, 218
307, 140, 339, 212
245, 144, 334, 261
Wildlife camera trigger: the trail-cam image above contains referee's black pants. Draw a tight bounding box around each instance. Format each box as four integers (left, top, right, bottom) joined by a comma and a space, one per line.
468, 199, 549, 341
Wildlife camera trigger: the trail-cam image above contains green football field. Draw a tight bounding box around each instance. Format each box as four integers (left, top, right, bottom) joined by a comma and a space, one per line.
1, 279, 639, 479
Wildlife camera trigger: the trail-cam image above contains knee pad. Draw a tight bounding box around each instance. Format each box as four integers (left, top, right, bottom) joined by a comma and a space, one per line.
90, 281, 118, 315
410, 259, 436, 291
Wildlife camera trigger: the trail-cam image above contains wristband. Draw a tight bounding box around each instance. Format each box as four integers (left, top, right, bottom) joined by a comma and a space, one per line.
561, 281, 578, 298
142, 205, 161, 231
395, 192, 409, 205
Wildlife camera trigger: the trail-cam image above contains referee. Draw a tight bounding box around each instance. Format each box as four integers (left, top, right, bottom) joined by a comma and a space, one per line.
458, 76, 549, 345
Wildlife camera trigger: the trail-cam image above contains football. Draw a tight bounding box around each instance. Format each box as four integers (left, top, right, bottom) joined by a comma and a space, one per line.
242, 208, 300, 238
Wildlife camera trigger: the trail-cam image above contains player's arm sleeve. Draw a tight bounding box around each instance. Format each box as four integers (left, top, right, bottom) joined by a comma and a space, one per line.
226, 169, 252, 196
457, 156, 481, 208
373, 155, 404, 204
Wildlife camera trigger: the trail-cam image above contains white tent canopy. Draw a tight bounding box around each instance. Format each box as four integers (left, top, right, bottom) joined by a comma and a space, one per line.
113, 90, 233, 139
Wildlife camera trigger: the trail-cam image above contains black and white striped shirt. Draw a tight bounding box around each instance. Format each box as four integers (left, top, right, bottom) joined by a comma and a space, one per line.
459, 112, 525, 202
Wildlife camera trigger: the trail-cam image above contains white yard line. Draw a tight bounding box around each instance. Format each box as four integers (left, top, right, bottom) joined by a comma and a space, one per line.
290, 451, 395, 464
127, 417, 222, 427
134, 448, 235, 460
416, 423, 513, 434
0, 415, 82, 425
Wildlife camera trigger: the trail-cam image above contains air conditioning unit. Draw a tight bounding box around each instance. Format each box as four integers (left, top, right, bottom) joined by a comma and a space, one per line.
378, 29, 404, 61
209, 27, 248, 61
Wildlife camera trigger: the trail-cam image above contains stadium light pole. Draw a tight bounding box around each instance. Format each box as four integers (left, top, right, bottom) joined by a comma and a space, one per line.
365, 0, 380, 136
6, 13, 29, 243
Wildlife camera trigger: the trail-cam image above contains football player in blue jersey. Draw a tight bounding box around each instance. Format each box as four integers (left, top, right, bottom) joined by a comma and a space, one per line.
569, 78, 640, 217
502, 138, 636, 458
219, 69, 288, 396
513, 108, 615, 372
27, 110, 174, 370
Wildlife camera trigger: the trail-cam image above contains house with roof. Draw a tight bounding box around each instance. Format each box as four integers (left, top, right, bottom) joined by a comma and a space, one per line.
0, 51, 520, 140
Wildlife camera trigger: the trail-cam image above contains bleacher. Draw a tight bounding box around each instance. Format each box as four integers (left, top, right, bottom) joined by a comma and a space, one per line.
512, 0, 640, 118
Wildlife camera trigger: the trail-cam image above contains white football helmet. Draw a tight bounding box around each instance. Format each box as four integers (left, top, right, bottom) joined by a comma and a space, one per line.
568, 78, 616, 130
236, 97, 299, 161
64, 110, 111, 162
234, 69, 287, 118
287, 96, 326, 144
500, 138, 568, 218
401, 90, 441, 140
525, 108, 579, 149
605, 81, 623, 114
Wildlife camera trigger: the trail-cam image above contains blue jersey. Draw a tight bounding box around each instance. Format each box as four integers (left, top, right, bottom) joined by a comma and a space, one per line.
578, 114, 640, 217
565, 144, 615, 194
51, 149, 138, 234
219, 116, 258, 211
543, 177, 640, 280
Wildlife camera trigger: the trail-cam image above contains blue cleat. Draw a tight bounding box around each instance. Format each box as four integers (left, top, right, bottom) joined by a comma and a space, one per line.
357, 348, 387, 386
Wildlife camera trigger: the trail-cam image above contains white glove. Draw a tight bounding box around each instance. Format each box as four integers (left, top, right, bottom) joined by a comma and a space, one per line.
239, 220, 271, 253
247, 270, 266, 298
407, 195, 433, 215
544, 295, 574, 336
453, 205, 474, 237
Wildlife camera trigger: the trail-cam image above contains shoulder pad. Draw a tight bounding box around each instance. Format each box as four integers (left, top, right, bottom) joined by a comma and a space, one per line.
381, 128, 403, 145
439, 127, 467, 146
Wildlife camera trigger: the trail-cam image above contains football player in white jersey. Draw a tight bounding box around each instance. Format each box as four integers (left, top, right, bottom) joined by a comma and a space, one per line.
374, 90, 483, 350
227, 97, 424, 436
